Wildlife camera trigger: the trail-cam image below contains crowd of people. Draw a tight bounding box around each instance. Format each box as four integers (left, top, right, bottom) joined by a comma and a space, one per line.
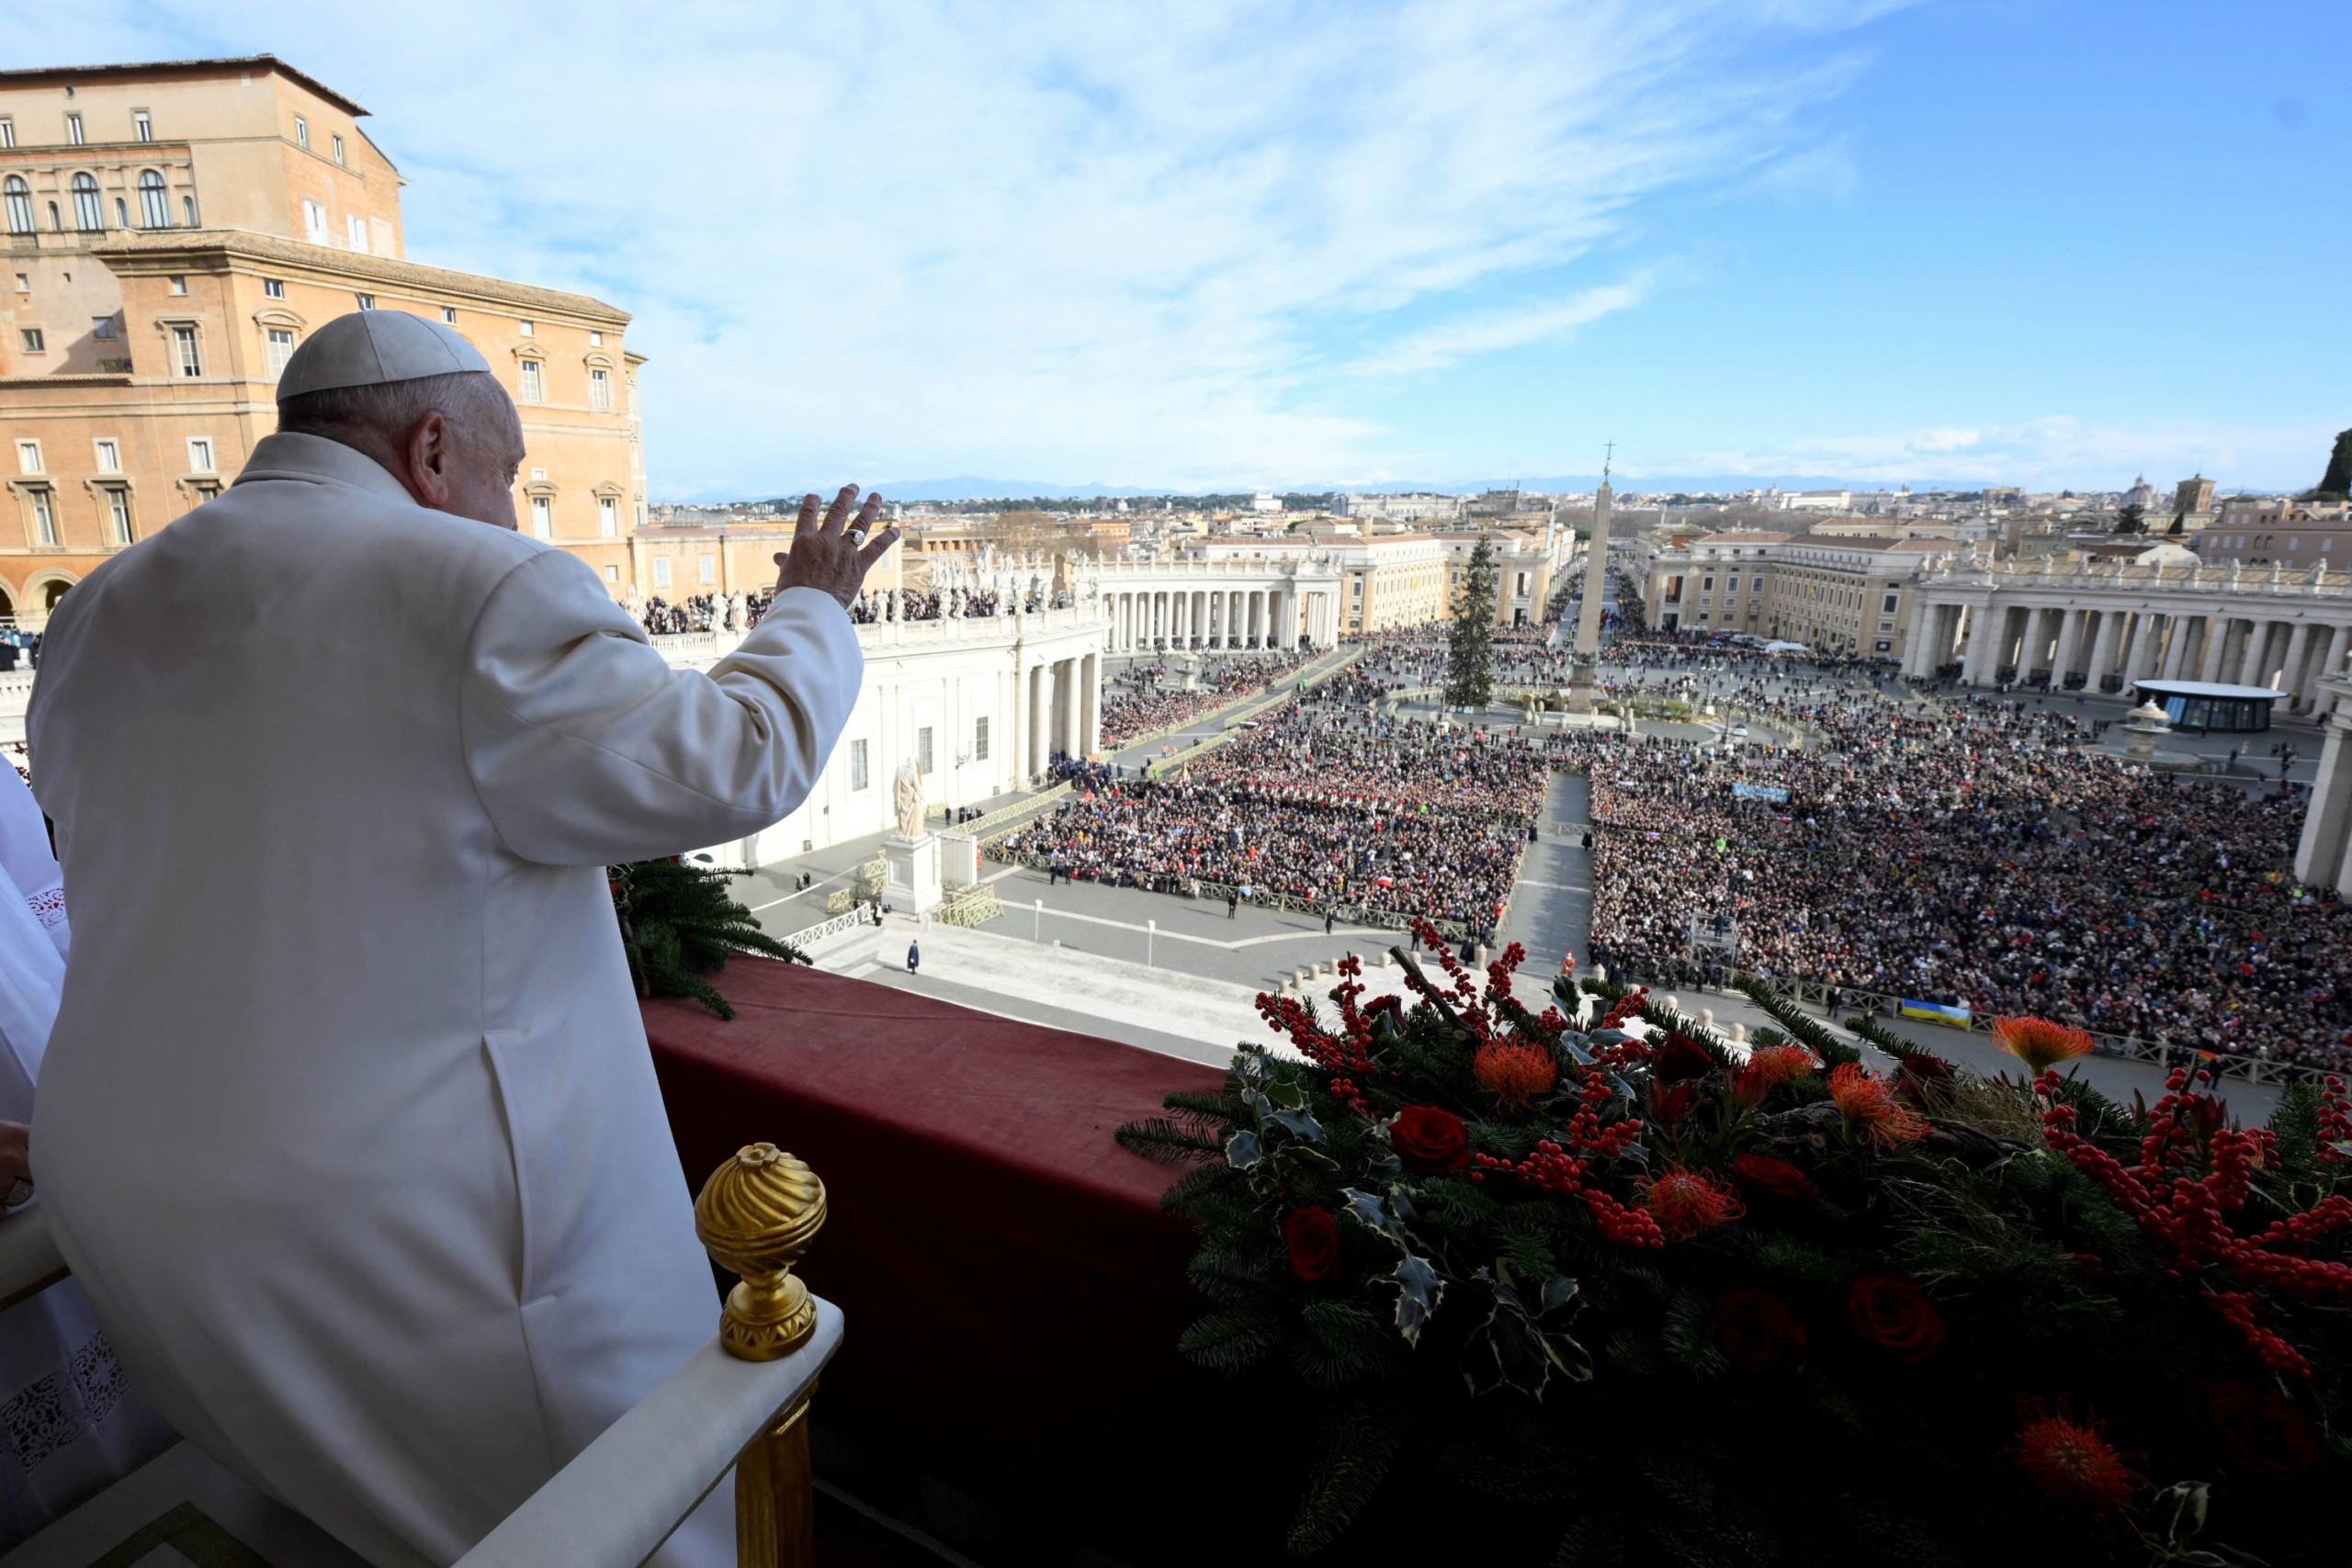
1001, 660, 1547, 931
1096, 649, 1317, 746
1577, 684, 2352, 1076
1008, 607, 2352, 1077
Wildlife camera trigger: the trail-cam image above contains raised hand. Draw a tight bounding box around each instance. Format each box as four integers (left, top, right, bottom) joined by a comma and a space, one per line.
775, 486, 900, 611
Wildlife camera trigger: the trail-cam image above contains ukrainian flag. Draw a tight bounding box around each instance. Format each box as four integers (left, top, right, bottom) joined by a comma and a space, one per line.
1899, 998, 1972, 1028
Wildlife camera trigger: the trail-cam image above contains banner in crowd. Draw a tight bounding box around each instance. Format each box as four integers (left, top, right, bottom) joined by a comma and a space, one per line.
1899, 998, 1972, 1028
1730, 782, 1790, 804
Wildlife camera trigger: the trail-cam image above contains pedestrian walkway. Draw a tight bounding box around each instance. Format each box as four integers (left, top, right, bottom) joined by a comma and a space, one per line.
1499, 773, 1589, 976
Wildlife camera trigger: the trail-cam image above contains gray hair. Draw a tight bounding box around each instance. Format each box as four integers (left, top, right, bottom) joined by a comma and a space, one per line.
276, 370, 503, 444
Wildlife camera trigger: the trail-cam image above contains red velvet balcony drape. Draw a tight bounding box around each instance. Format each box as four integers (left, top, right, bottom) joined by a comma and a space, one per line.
645, 957, 1226, 1493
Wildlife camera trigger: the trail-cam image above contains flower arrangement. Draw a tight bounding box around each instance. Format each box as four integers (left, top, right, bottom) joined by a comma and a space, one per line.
1117, 920, 2349, 1565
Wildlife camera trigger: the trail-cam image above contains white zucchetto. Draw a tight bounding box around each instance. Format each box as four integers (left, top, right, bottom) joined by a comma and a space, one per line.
277, 310, 493, 398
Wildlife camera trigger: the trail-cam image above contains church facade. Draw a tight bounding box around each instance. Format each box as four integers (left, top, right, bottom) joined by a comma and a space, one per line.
0, 55, 648, 625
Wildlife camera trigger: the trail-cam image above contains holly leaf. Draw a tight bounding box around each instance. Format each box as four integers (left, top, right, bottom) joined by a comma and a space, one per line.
1391, 1255, 1443, 1347
1226, 1129, 1265, 1169
1268, 1107, 1326, 1143
1541, 1273, 1579, 1315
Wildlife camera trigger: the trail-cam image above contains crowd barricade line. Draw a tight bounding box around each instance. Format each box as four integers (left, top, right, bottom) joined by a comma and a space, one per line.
1619, 971, 2335, 1091
959, 783, 1074, 842
779, 907, 872, 951
978, 845, 1498, 944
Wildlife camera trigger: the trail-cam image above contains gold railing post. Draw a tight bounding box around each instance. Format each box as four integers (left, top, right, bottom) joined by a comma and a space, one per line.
695, 1142, 828, 1568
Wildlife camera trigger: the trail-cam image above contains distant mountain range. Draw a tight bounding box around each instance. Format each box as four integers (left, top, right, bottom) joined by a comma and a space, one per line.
680, 472, 2027, 504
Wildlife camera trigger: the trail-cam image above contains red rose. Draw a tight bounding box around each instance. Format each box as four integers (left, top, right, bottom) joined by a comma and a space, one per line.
1389, 1105, 1469, 1172
2194, 1382, 2323, 1479
1715, 1288, 1806, 1371
1654, 1032, 1716, 1082
1729, 1153, 1820, 1203
1844, 1273, 1943, 1360
1894, 1051, 1954, 1108
1281, 1206, 1340, 1281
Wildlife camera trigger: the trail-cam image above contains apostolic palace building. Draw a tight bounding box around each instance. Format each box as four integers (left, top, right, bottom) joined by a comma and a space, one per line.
0, 55, 648, 625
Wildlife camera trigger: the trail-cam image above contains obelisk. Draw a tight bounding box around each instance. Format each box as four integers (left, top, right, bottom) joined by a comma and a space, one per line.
1566, 454, 1615, 713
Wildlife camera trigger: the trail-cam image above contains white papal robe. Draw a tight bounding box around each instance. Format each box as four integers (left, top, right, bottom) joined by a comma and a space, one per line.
26, 433, 862, 1566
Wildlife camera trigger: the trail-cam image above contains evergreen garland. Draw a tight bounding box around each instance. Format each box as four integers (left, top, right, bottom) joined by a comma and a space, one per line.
1119, 926, 2352, 1565
609, 857, 807, 1019
1443, 536, 1499, 710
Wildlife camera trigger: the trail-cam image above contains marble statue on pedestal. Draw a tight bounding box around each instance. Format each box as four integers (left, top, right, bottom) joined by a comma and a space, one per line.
893, 760, 925, 841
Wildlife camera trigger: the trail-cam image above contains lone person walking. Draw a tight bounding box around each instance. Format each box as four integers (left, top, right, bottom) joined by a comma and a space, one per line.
908, 939, 921, 976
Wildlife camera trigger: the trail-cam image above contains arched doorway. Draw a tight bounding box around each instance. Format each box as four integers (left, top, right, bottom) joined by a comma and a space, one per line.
41, 581, 70, 611
0, 583, 14, 621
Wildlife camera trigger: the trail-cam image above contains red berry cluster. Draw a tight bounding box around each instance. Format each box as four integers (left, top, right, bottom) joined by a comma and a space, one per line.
1252, 960, 1381, 1117
2317, 1075, 2351, 1166
1467, 1140, 1665, 1247
2040, 1066, 2352, 1379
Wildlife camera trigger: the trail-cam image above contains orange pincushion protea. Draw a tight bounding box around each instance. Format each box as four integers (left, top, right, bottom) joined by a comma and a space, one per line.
2010, 1404, 2137, 1513
1990, 1015, 2097, 1074
1827, 1063, 1930, 1146
1473, 1039, 1558, 1107
1637, 1167, 1746, 1240
1740, 1045, 1817, 1088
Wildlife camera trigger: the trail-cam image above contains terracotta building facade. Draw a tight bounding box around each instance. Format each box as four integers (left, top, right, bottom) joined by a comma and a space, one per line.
0, 55, 646, 624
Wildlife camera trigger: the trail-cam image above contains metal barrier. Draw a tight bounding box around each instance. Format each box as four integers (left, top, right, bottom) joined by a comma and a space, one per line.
1619, 969, 2335, 1090
957, 783, 1074, 843
980, 846, 1499, 944
779, 908, 872, 951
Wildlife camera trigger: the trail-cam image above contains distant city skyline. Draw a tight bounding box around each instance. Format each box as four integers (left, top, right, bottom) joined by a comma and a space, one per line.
17, 1, 2352, 499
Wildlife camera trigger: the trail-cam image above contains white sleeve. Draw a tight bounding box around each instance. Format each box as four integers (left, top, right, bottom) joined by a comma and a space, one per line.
460, 550, 862, 866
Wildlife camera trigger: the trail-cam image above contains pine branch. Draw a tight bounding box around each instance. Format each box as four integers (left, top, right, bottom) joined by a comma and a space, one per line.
1286, 1394, 1408, 1555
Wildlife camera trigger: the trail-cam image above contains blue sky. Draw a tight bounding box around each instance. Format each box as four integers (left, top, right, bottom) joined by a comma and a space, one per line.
13, 2, 2349, 495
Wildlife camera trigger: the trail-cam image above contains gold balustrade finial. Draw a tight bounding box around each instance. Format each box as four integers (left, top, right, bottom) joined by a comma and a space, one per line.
695, 1142, 826, 1361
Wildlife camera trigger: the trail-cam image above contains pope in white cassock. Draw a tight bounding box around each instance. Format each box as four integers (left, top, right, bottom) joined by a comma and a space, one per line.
25, 310, 899, 1566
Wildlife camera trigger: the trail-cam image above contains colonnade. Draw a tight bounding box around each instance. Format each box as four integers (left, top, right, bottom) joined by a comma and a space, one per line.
1905, 594, 2352, 715
1101, 586, 1306, 653
1021, 650, 1100, 776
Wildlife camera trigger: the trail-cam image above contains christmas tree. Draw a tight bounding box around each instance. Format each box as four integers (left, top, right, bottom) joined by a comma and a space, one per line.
1442, 536, 1498, 711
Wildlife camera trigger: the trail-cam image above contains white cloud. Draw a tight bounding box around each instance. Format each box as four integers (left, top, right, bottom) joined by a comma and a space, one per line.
17, 0, 1903, 492
1657, 415, 2342, 491
1348, 276, 1652, 377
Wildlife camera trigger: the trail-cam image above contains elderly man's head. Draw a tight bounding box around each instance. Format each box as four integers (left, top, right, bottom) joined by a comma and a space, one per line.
271, 311, 526, 530
277, 371, 525, 530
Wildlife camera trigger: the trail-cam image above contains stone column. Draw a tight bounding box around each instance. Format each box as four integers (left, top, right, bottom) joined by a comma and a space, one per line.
2278, 622, 2312, 700
2018, 606, 2052, 681
2238, 621, 2272, 687
1959, 605, 1990, 685
2198, 616, 2231, 682
2083, 609, 2124, 692
2045, 608, 2082, 688
2307, 625, 2352, 708
2160, 615, 2193, 680
1029, 663, 1050, 777
1901, 600, 1933, 676
2125, 611, 2164, 684
1081, 652, 1101, 753
2296, 683, 2352, 891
